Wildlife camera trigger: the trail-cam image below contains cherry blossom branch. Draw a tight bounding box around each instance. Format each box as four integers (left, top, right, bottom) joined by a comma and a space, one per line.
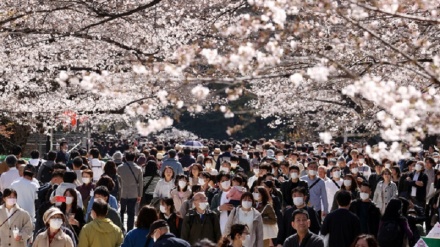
78, 0, 162, 32
337, 10, 440, 85
350, 0, 440, 24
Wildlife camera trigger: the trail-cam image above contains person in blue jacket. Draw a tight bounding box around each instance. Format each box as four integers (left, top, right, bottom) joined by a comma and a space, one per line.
122, 205, 158, 247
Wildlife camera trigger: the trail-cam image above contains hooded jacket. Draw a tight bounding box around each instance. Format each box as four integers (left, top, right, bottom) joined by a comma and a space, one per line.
78, 218, 123, 247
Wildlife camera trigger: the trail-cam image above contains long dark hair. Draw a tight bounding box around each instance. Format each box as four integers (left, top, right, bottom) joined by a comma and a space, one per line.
103, 161, 117, 177
136, 205, 158, 229
350, 234, 379, 247
61, 188, 79, 213
382, 198, 403, 221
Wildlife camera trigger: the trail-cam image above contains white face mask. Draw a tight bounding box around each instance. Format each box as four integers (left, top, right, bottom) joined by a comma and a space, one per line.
319, 160, 325, 165
220, 167, 230, 173
65, 196, 73, 205
359, 159, 365, 164
6, 198, 16, 207
198, 202, 209, 211
360, 192, 369, 200
415, 164, 422, 171
82, 177, 91, 184
198, 178, 205, 185
290, 172, 298, 179
253, 169, 260, 175
205, 162, 212, 169
221, 180, 231, 190
385, 163, 391, 169
252, 193, 261, 201
351, 168, 359, 174
49, 218, 63, 230
277, 156, 284, 161
178, 180, 187, 189
241, 201, 253, 209
293, 197, 304, 206
231, 162, 238, 169
160, 205, 167, 214
308, 170, 317, 176
244, 234, 251, 242
333, 171, 341, 178
343, 179, 352, 187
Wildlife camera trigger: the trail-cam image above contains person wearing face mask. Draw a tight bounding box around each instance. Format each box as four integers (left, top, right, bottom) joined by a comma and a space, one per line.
33, 207, 74, 247
79, 198, 123, 247
170, 175, 191, 216
280, 165, 308, 208
181, 192, 221, 245
349, 182, 381, 238
349, 162, 367, 187
59, 188, 85, 241
122, 205, 158, 247
203, 157, 219, 176
405, 161, 428, 208
149, 219, 190, 247
76, 170, 95, 209
253, 187, 277, 247
277, 187, 321, 246
357, 154, 372, 180
216, 144, 233, 171
218, 224, 251, 247
325, 166, 344, 208
373, 168, 398, 214
219, 161, 233, 175
0, 189, 33, 247
331, 174, 359, 212
248, 164, 261, 189
159, 198, 182, 238
300, 162, 328, 222
51, 171, 84, 210
229, 156, 245, 175
211, 173, 234, 234
283, 209, 324, 247
224, 192, 264, 247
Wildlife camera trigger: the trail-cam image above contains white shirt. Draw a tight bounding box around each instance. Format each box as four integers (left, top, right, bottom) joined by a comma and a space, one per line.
90, 159, 105, 182
325, 179, 343, 207
248, 175, 258, 188
219, 191, 230, 235
10, 177, 38, 220
0, 168, 20, 192
28, 159, 43, 167
238, 208, 255, 247
411, 172, 420, 197
6, 207, 15, 225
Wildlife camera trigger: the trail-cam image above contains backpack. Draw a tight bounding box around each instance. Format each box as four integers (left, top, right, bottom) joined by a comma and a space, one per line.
39, 163, 54, 184
377, 220, 403, 247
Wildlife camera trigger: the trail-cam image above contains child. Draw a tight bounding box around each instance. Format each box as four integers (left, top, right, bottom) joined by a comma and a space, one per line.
227, 176, 245, 207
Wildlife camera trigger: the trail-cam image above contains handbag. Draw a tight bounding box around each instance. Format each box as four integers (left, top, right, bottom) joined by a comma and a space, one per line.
261, 205, 278, 239
262, 223, 278, 240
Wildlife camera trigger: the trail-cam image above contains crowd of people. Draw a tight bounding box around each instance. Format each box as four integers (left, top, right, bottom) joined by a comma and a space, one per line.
0, 138, 439, 247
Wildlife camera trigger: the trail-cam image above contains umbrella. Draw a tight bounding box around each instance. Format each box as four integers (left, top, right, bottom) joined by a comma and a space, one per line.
183, 141, 204, 148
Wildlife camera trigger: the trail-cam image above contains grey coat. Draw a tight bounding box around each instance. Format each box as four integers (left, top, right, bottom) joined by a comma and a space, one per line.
373, 181, 398, 214
117, 162, 143, 198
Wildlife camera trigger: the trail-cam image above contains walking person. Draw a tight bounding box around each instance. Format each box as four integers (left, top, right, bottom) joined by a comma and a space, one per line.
32, 207, 74, 247
282, 209, 324, 247
373, 168, 398, 214
321, 190, 361, 247
0, 189, 34, 247
117, 151, 143, 232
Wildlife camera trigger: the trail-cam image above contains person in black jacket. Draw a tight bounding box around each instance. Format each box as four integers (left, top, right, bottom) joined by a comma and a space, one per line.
368, 163, 384, 199
277, 187, 321, 245
321, 190, 361, 247
280, 165, 308, 208
159, 197, 182, 238
406, 161, 428, 208
349, 182, 381, 237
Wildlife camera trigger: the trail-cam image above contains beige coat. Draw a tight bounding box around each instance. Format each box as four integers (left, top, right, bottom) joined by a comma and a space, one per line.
32, 229, 74, 247
0, 205, 34, 247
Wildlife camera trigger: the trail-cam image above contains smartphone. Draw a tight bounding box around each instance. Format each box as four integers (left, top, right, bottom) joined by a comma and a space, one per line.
55, 196, 66, 203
